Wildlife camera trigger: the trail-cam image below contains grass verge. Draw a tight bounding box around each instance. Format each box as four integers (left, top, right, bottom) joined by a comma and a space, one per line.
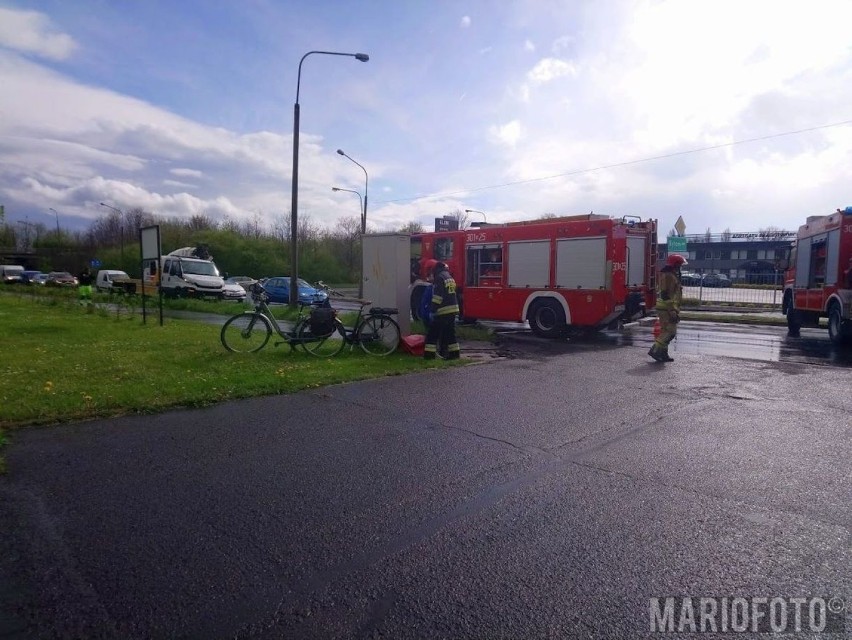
0, 292, 460, 431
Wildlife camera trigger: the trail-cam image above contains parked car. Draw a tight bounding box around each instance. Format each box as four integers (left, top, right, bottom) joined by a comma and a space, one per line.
19, 270, 43, 285
33, 273, 49, 285
701, 273, 732, 288
95, 269, 131, 293
680, 271, 702, 286
261, 276, 329, 305
225, 276, 257, 292
45, 271, 78, 287
0, 265, 25, 283
220, 281, 247, 301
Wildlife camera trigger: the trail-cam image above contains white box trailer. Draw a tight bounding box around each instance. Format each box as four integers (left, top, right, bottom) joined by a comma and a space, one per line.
362, 233, 411, 336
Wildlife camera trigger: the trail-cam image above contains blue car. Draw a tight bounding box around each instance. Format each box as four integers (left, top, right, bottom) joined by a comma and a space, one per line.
261, 276, 328, 305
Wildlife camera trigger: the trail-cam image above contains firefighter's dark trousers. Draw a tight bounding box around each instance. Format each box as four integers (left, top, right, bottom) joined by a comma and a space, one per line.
424, 314, 460, 360
653, 308, 678, 353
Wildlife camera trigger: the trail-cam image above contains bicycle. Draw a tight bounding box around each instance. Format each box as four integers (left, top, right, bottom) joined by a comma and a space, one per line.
220, 283, 340, 356
296, 282, 402, 357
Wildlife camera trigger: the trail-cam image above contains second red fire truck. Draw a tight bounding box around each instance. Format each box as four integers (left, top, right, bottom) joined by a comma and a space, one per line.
410, 214, 658, 338
782, 206, 852, 344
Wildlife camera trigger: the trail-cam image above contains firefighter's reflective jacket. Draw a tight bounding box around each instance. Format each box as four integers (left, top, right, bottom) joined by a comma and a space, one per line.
656, 266, 682, 311
431, 266, 460, 316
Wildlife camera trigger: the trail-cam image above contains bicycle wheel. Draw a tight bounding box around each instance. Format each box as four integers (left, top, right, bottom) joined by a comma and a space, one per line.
358, 315, 401, 356
221, 312, 272, 353
298, 319, 346, 357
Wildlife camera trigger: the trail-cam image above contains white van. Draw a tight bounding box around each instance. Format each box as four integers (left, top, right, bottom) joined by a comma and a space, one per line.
151, 248, 224, 298
96, 269, 131, 292
1, 265, 25, 283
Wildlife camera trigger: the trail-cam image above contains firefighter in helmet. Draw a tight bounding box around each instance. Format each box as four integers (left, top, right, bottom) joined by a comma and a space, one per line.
424, 260, 461, 360
649, 253, 687, 362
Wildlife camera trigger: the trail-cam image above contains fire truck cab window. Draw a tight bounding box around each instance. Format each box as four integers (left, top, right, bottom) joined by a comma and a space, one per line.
466, 244, 503, 287
434, 238, 454, 260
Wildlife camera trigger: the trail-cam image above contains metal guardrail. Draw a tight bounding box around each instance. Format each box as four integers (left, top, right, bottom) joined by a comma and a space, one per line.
682, 284, 782, 309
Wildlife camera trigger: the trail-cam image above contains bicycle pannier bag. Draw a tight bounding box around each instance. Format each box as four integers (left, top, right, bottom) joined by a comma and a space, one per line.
309, 308, 336, 336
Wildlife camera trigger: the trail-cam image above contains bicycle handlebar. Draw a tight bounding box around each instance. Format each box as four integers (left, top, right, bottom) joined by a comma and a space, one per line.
316, 280, 345, 298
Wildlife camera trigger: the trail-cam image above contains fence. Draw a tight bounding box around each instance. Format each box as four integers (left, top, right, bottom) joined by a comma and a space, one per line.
681, 283, 783, 309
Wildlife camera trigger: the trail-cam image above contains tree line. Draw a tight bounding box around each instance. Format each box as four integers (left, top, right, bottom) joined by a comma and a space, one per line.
0, 207, 433, 283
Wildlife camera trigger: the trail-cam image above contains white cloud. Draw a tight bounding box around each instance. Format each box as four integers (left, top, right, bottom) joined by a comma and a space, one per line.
170, 168, 204, 179
0, 8, 77, 60
489, 120, 522, 148
476, 0, 852, 235
527, 58, 577, 84
0, 50, 362, 228
551, 35, 573, 54
3, 1, 852, 239
163, 179, 197, 189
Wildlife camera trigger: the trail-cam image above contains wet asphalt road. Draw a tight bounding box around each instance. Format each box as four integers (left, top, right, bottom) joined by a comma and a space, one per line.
1, 322, 851, 638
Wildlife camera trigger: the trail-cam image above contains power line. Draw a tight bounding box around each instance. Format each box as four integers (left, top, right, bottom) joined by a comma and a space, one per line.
377, 118, 852, 205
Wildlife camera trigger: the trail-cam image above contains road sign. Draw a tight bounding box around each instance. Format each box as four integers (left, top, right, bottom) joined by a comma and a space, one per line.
667, 236, 687, 253
435, 217, 459, 232
674, 216, 686, 236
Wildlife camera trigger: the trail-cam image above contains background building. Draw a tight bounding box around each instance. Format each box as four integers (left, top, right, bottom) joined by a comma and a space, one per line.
657, 231, 794, 285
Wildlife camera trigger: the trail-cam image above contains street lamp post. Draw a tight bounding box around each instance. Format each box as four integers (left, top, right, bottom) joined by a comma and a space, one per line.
99, 202, 125, 262
464, 208, 487, 224
332, 187, 364, 289
290, 50, 369, 308
48, 207, 61, 241
336, 149, 368, 297
331, 186, 363, 219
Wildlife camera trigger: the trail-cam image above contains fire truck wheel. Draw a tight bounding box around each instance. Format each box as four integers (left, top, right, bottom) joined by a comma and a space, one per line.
528, 299, 566, 338
785, 299, 802, 337
828, 303, 851, 345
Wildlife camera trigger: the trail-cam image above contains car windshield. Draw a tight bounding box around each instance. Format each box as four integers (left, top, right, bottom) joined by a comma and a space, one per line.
273, 278, 313, 289
181, 261, 219, 276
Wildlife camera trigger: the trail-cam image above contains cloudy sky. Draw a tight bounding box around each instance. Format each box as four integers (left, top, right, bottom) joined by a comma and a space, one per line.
2, 0, 852, 237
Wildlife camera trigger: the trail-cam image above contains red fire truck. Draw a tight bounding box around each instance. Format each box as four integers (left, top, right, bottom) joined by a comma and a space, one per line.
782, 207, 852, 344
410, 214, 658, 337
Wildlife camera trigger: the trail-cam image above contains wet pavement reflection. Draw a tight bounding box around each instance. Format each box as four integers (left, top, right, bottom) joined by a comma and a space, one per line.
487, 320, 852, 368
160, 306, 852, 368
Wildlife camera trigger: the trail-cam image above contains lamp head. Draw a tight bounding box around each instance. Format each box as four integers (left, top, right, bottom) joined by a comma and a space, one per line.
354, 53, 369, 62
332, 187, 340, 191
337, 149, 345, 156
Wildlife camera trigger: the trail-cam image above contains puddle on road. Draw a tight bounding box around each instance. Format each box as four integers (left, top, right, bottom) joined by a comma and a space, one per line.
490, 321, 852, 368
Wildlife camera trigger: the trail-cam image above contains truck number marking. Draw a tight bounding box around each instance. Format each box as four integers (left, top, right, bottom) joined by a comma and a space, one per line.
466, 233, 486, 242
612, 262, 627, 272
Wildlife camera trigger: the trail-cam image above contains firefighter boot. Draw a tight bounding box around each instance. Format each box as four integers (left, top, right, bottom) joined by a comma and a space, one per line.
648, 344, 665, 362
658, 347, 674, 362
